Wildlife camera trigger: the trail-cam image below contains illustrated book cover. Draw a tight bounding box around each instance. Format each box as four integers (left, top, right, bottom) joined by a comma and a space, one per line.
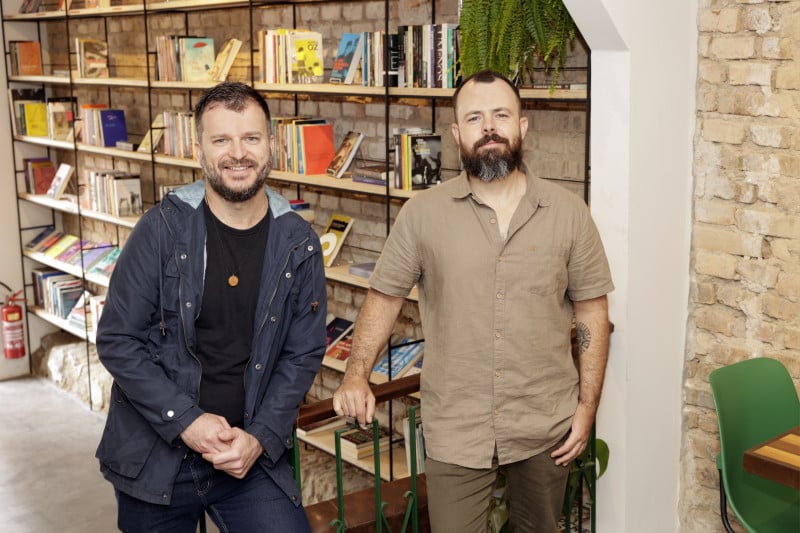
326, 130, 365, 178
180, 37, 215, 82
329, 33, 362, 84
46, 163, 75, 199
320, 213, 354, 268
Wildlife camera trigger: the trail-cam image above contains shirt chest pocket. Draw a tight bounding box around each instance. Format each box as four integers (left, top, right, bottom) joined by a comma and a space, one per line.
507, 244, 569, 296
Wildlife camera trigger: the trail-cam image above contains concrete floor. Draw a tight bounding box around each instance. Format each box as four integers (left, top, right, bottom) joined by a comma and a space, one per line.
0, 377, 223, 532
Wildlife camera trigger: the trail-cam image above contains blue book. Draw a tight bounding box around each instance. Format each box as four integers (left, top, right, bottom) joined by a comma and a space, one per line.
329, 33, 362, 84
99, 109, 127, 147
372, 338, 424, 383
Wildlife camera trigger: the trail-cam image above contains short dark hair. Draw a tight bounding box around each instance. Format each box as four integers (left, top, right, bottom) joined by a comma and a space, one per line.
452, 69, 521, 117
194, 81, 272, 139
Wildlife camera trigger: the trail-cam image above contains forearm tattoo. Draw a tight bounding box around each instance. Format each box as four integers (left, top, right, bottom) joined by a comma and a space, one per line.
576, 322, 591, 355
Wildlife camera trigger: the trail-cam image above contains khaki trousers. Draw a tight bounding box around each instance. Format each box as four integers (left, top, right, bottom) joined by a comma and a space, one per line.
425, 438, 570, 533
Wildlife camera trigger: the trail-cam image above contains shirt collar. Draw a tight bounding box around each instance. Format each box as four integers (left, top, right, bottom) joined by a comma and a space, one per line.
449, 165, 553, 209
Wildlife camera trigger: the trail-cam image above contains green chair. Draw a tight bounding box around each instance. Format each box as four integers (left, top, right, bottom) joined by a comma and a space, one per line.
709, 357, 800, 533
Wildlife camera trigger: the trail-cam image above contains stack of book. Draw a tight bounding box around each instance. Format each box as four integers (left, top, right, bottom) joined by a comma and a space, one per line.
80, 107, 127, 148
74, 38, 109, 78
258, 29, 324, 84
160, 110, 195, 159
8, 87, 46, 137
80, 168, 143, 217
295, 415, 349, 438
393, 129, 442, 190
337, 425, 391, 460
22, 157, 56, 195
155, 36, 216, 82
271, 116, 335, 175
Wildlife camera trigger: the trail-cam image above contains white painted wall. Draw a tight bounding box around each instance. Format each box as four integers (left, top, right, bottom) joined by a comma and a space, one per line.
565, 0, 697, 531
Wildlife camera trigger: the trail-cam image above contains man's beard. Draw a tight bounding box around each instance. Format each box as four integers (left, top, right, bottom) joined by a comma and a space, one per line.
460, 133, 523, 182
201, 156, 271, 203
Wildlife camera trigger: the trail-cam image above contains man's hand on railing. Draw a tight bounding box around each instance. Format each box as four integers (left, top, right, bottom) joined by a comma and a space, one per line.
332, 375, 376, 428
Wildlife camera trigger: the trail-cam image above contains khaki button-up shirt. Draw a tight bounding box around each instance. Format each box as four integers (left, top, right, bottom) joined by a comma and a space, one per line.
370, 172, 613, 468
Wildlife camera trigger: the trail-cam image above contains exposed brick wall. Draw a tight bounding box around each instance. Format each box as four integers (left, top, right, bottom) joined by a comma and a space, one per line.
683, 1, 800, 530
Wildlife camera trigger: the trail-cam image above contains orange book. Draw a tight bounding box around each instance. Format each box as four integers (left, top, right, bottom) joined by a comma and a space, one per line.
12, 41, 43, 76
299, 123, 335, 175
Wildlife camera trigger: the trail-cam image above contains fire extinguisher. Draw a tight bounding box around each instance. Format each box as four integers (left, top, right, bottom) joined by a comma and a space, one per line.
2, 285, 26, 360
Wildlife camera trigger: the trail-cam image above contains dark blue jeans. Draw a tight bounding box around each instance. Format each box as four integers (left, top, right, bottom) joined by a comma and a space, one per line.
116, 451, 311, 533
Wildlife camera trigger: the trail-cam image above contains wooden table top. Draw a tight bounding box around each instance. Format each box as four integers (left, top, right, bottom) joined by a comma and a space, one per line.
743, 426, 800, 490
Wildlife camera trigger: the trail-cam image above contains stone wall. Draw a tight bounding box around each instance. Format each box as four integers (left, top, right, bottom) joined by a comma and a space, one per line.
683, 1, 800, 531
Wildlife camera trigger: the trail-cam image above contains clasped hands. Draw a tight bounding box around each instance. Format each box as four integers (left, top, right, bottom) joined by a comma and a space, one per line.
180, 413, 263, 479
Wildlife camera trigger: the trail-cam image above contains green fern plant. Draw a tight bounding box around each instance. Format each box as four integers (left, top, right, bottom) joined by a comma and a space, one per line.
458, 0, 578, 87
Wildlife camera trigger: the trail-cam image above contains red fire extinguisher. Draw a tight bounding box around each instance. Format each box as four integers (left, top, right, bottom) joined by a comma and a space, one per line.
2, 289, 26, 359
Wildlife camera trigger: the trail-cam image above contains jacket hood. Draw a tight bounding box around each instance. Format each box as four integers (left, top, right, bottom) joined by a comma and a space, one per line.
168, 180, 293, 218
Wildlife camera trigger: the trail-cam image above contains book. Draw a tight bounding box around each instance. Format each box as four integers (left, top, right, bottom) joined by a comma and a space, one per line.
338, 425, 391, 459
110, 177, 143, 216
98, 109, 128, 147
208, 37, 242, 82
324, 329, 353, 371
326, 131, 365, 178
46, 96, 77, 141
24, 226, 56, 251
8, 87, 45, 136
29, 230, 65, 253
22, 157, 56, 194
42, 234, 80, 259
180, 37, 215, 82
296, 415, 349, 437
325, 315, 354, 349
371, 338, 425, 384
87, 247, 121, 278
409, 133, 442, 189
76, 38, 109, 78
88, 293, 106, 332
30, 266, 59, 307
298, 122, 335, 175
137, 114, 166, 154
46, 163, 75, 199
289, 31, 324, 83
352, 162, 394, 181
348, 262, 375, 278
329, 33, 363, 84
54, 238, 88, 263
320, 213, 354, 268
10, 41, 43, 76
67, 242, 114, 271
22, 102, 48, 137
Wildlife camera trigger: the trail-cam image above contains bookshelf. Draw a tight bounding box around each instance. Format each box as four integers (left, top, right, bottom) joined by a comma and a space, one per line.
2, 0, 588, 478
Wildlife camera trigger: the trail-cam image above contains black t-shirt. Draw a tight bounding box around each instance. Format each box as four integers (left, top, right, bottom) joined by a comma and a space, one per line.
196, 201, 269, 427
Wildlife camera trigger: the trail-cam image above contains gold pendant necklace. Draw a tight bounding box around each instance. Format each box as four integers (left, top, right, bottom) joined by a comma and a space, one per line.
205, 201, 240, 288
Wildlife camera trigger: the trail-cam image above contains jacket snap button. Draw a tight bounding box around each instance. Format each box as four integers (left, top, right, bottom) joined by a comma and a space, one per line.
255, 364, 263, 370
186, 302, 192, 308
307, 245, 313, 251
285, 272, 292, 279
180, 253, 187, 260
167, 410, 174, 417
270, 316, 277, 322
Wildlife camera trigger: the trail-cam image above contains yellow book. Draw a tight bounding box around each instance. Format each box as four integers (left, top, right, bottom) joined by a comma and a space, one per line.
43, 234, 79, 258
320, 213, 354, 268
23, 102, 49, 137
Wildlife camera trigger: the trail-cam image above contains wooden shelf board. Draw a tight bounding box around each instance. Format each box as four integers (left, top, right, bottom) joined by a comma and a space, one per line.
297, 429, 409, 482
29, 305, 90, 341
325, 264, 418, 301
19, 193, 139, 229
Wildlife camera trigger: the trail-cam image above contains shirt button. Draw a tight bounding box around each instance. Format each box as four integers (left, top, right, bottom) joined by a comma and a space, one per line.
495, 330, 502, 338
494, 409, 500, 416
496, 292, 503, 299
497, 256, 503, 262
166, 410, 175, 417
495, 370, 501, 377
489, 218, 497, 224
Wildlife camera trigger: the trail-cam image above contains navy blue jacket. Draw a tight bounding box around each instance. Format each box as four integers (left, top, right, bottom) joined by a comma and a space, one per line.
95, 181, 327, 506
